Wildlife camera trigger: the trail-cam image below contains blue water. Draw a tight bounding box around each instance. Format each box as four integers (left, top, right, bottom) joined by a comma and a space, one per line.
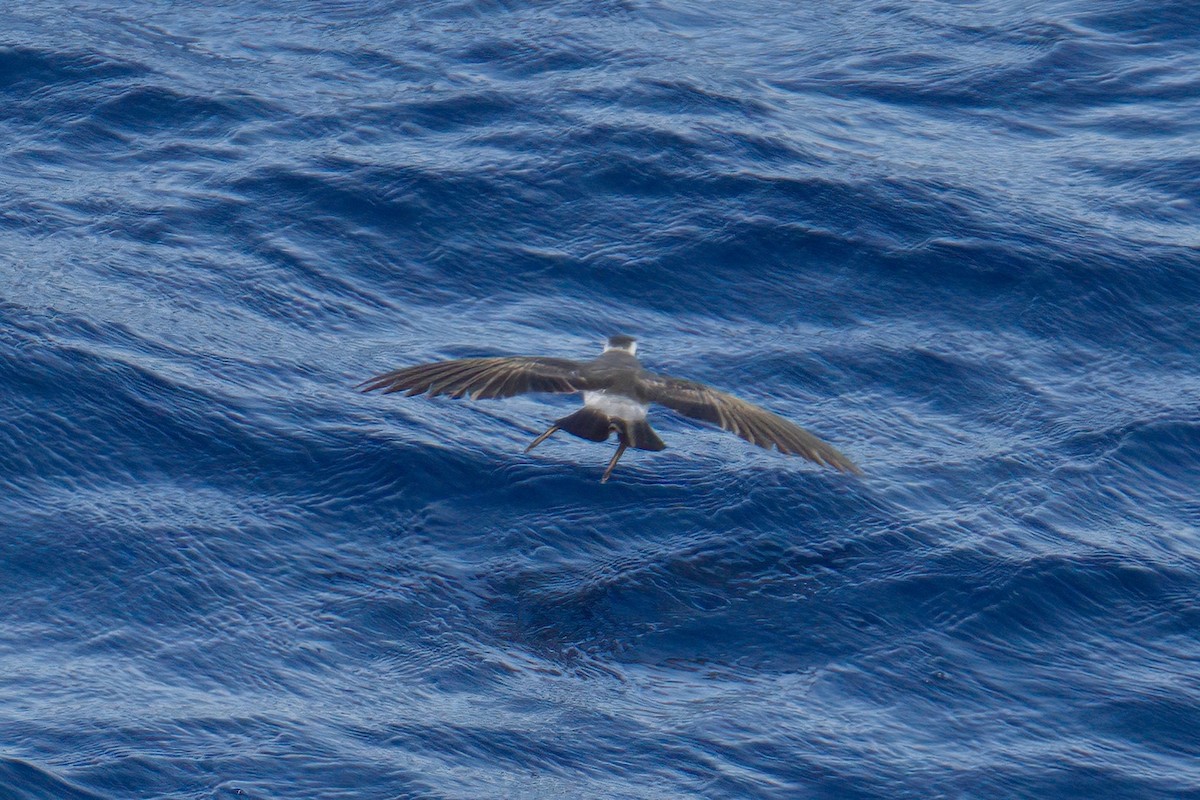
2, 1, 1199, 797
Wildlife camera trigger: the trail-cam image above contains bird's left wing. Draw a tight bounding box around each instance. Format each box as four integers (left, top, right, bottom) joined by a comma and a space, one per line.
358, 357, 588, 400
640, 373, 861, 474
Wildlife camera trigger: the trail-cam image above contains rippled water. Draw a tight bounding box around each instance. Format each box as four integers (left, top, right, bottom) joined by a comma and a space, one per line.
2, 1, 1199, 798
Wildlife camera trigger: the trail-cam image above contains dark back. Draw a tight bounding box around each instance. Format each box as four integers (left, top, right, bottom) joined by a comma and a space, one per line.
581, 350, 645, 395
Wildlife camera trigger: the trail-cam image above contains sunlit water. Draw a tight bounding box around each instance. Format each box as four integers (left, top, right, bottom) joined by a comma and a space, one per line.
2, 2, 1199, 798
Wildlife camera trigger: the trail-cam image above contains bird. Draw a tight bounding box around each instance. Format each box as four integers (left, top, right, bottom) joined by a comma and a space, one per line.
358, 334, 861, 483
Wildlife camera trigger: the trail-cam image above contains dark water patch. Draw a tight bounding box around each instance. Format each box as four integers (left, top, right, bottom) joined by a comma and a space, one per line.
424, 0, 640, 23
0, 333, 265, 491
0, 45, 143, 93
0, 757, 107, 800
89, 85, 278, 139
600, 77, 777, 119
790, 3, 1200, 116
395, 90, 533, 134
1075, 1, 1200, 43
457, 33, 610, 78
1070, 154, 1200, 207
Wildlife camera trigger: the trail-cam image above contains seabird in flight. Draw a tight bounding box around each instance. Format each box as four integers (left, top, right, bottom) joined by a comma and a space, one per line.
359, 335, 861, 483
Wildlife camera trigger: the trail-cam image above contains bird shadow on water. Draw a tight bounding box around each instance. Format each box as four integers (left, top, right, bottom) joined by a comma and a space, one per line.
363, 447, 901, 679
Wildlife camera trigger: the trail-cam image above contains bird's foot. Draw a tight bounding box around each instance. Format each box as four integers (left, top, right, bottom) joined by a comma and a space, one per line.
525, 425, 560, 453
600, 442, 628, 483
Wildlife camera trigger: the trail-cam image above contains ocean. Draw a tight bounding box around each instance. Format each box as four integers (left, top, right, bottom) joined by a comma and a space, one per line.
2, 1, 1198, 798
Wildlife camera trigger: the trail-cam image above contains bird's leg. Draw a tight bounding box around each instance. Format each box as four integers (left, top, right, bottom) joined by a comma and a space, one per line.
524, 425, 560, 453
600, 441, 628, 483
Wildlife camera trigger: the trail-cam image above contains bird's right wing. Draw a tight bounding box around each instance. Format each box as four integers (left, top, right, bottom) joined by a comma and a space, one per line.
640, 373, 861, 473
358, 356, 589, 400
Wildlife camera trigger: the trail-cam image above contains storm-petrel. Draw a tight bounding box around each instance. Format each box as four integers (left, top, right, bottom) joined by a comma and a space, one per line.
359, 335, 860, 482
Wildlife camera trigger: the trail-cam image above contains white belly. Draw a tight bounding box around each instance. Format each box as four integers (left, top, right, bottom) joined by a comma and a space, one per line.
583, 390, 648, 421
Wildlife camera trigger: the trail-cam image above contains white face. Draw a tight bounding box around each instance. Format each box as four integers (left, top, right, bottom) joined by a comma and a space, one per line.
603, 340, 637, 356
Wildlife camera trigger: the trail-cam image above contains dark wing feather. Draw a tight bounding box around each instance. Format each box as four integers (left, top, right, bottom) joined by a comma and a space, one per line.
358, 357, 588, 400
640, 374, 861, 474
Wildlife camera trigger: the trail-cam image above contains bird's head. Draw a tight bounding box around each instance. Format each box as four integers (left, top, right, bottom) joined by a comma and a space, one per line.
603, 334, 638, 356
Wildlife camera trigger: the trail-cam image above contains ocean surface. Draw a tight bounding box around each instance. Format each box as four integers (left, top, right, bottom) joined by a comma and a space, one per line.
2, 1, 1199, 798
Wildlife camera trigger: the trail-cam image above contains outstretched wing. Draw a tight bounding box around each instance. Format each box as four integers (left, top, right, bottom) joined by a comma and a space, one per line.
640, 374, 861, 474
358, 357, 588, 400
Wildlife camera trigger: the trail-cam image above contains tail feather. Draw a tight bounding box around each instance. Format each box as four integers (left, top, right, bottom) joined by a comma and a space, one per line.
612, 419, 666, 451
553, 409, 667, 451
554, 408, 612, 442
